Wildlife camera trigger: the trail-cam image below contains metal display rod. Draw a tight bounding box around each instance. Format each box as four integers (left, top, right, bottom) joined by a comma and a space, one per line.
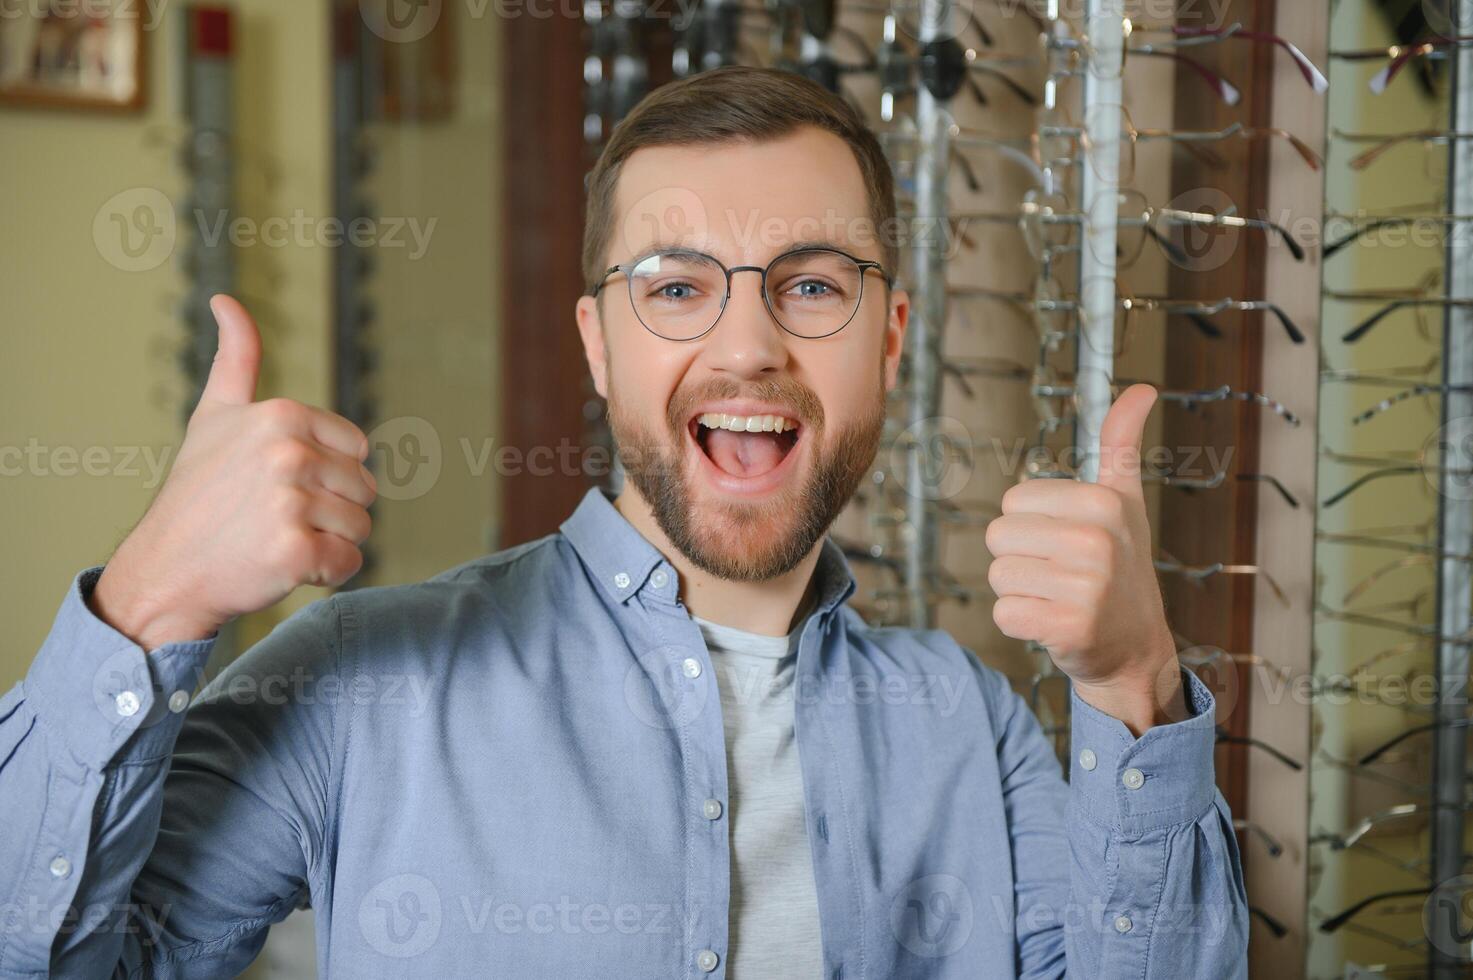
901, 0, 951, 628
1430, 0, 1473, 973
1075, 0, 1124, 481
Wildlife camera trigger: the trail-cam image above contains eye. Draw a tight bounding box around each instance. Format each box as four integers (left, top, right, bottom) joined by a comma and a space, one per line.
781, 277, 845, 301
644, 280, 701, 302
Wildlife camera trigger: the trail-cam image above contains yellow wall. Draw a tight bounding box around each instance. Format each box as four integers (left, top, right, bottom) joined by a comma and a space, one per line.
1, 1, 502, 695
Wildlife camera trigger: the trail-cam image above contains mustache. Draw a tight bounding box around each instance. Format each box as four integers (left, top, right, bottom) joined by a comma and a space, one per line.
664, 376, 826, 435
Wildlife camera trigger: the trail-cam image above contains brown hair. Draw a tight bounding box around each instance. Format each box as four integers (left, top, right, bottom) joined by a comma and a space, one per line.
580, 65, 899, 299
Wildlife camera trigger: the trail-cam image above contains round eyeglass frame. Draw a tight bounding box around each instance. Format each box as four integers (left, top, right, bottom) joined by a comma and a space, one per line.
590, 245, 896, 342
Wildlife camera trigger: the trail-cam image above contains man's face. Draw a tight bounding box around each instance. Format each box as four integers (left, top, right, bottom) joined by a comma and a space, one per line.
575, 127, 909, 582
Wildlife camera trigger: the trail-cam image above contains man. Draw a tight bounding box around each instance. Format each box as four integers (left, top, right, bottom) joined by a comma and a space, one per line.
1, 66, 1246, 978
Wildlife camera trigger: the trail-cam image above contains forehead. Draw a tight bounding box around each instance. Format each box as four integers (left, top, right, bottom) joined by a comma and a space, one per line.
610, 126, 875, 262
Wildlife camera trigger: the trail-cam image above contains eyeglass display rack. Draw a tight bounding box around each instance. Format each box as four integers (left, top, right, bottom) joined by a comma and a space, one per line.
1314, 0, 1473, 975
575, 0, 1473, 973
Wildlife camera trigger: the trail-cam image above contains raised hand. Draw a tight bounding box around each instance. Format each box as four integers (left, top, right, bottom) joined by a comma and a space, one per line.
984, 383, 1185, 735
89, 295, 378, 651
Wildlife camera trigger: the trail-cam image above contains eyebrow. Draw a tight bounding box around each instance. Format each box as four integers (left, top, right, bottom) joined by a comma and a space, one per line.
629, 238, 869, 262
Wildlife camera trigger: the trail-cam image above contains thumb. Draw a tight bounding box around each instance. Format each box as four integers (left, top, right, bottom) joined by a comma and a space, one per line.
1096, 382, 1157, 497
199, 294, 262, 407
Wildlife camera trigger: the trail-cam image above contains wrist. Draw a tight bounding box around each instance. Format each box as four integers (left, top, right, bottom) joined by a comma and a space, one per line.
90, 554, 220, 652
1073, 643, 1187, 738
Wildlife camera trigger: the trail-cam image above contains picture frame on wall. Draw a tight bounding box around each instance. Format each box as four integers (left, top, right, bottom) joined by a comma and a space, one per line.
0, 0, 146, 112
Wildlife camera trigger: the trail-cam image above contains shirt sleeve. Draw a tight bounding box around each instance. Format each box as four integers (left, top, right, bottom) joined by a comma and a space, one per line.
994, 665, 1249, 979
0, 565, 343, 979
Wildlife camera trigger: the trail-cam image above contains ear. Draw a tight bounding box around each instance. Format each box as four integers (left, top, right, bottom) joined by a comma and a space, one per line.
882, 287, 909, 392
575, 294, 609, 401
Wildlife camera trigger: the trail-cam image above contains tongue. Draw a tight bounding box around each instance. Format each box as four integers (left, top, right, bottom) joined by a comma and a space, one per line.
705, 428, 787, 478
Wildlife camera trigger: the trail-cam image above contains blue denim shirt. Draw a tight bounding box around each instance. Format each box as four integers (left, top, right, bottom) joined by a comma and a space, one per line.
2, 487, 1247, 979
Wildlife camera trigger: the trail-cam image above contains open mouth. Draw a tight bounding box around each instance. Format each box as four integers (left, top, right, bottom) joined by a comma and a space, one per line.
690, 412, 802, 481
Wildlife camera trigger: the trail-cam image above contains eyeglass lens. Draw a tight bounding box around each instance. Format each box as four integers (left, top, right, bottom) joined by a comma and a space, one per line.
625, 248, 867, 340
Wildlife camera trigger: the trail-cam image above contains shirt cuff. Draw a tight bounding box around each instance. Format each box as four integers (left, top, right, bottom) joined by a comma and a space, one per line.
1068, 668, 1217, 835
23, 565, 218, 769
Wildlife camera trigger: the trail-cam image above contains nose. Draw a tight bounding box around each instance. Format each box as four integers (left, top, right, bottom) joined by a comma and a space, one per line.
699, 266, 790, 379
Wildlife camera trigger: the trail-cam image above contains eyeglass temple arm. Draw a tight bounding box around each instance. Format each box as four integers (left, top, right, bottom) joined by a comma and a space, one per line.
1215, 726, 1304, 770
1171, 24, 1329, 92
1321, 466, 1422, 508
1344, 299, 1412, 344
1135, 49, 1242, 105
1361, 718, 1473, 766
1352, 383, 1473, 425
1240, 472, 1301, 508
1319, 888, 1431, 933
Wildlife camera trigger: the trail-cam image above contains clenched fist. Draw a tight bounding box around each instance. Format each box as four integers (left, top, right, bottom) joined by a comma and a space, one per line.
90, 295, 378, 651
985, 383, 1186, 736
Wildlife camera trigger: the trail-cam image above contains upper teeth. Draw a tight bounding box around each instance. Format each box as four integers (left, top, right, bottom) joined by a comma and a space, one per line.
697, 413, 796, 434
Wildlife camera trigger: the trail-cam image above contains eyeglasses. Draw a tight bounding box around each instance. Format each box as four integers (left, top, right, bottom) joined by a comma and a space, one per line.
1332, 35, 1473, 93
1039, 104, 1322, 188
1042, 14, 1243, 106
1334, 127, 1473, 174
1327, 288, 1473, 343
591, 245, 893, 341
1323, 212, 1473, 258
1137, 22, 1329, 93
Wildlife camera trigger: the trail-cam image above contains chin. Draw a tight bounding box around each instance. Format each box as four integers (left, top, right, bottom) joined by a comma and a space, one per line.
677, 488, 817, 580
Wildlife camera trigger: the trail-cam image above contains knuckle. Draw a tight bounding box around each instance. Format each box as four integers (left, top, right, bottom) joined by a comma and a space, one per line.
324, 543, 364, 586
351, 507, 373, 543
271, 529, 316, 577
1080, 525, 1115, 561
986, 558, 1007, 594
1093, 487, 1126, 524
266, 438, 315, 477
273, 486, 311, 523
257, 397, 305, 428
983, 516, 1009, 554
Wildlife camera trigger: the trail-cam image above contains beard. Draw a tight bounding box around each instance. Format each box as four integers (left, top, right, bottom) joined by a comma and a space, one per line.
607, 370, 886, 582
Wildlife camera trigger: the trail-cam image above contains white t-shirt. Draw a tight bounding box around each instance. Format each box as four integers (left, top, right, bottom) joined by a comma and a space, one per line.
692, 613, 824, 980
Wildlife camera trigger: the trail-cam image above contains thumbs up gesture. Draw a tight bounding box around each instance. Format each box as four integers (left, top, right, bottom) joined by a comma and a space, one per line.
90, 295, 378, 651
984, 384, 1186, 735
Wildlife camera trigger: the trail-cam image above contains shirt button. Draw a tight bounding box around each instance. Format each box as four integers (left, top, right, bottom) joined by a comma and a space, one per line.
702, 798, 723, 820
1122, 767, 1145, 790
682, 658, 702, 679
614, 572, 631, 589
168, 690, 189, 713
49, 855, 71, 879
696, 949, 719, 972
1078, 749, 1097, 771
115, 691, 141, 717
651, 570, 668, 588
1114, 914, 1133, 933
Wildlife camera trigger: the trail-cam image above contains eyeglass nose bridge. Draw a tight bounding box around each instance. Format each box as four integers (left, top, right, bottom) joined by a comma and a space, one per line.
715, 263, 784, 328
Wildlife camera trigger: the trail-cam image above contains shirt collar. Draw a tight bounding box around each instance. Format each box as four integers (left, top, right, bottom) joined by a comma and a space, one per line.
560, 486, 857, 616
